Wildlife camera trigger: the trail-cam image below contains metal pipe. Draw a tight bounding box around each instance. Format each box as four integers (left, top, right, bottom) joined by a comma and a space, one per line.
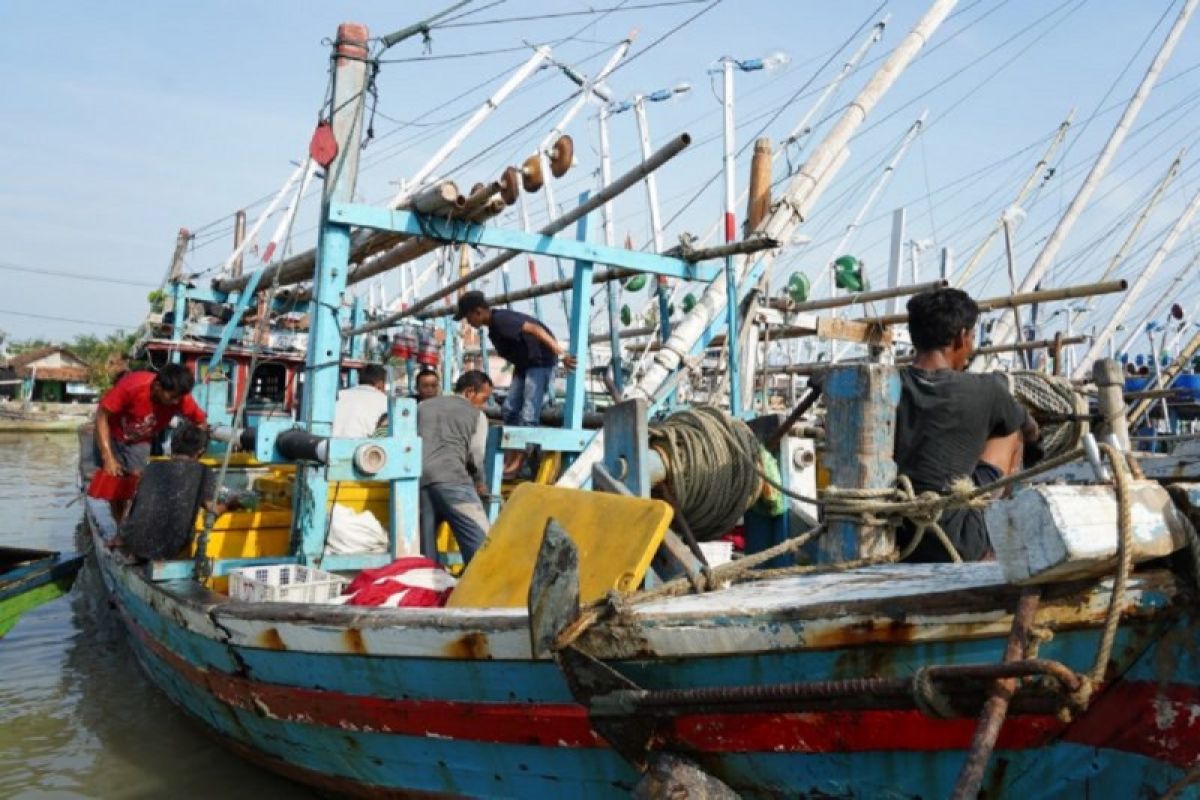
988, 0, 1198, 348
599, 104, 624, 395
951, 589, 1043, 800
861, 279, 1128, 327
346, 133, 693, 335
768, 279, 946, 313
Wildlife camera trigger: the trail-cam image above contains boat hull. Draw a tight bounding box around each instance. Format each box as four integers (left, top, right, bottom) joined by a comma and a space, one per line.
89, 531, 1200, 798
0, 547, 84, 637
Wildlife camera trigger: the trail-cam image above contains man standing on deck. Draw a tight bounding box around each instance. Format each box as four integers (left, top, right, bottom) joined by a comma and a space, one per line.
333, 364, 389, 438
414, 368, 441, 403
894, 288, 1040, 562
417, 370, 494, 564
454, 291, 575, 477
89, 363, 208, 521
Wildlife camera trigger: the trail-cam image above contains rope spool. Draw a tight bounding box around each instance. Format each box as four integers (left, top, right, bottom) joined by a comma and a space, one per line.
1005, 370, 1088, 458
648, 406, 764, 541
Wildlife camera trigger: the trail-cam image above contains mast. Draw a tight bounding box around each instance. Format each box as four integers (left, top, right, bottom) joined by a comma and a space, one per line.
955, 113, 1072, 288
559, 0, 960, 488
1113, 251, 1200, 357
294, 21, 370, 561
1069, 150, 1182, 323
1074, 186, 1200, 377
988, 0, 1197, 348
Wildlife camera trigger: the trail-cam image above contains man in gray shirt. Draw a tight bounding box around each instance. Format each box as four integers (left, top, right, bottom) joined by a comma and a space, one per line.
417, 370, 494, 564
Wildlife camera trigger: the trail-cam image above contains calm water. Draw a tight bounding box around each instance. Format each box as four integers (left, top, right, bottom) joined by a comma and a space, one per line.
0, 433, 314, 799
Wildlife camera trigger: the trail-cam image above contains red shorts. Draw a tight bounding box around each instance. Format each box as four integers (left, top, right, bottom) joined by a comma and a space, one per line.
87, 470, 139, 502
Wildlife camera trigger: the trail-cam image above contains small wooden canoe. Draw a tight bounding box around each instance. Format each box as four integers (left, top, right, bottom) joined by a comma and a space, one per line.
0, 547, 85, 637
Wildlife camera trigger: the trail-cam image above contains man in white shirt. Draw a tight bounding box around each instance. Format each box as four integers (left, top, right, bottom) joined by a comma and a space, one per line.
333, 364, 389, 438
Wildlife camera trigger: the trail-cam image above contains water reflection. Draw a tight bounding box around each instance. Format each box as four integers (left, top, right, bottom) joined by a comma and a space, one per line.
0, 433, 312, 798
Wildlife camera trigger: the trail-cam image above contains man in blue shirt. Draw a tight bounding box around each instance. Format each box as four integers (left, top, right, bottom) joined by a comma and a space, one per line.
455, 291, 575, 476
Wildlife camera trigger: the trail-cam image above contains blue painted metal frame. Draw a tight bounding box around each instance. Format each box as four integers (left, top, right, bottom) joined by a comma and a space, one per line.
563, 192, 592, 432
327, 203, 718, 282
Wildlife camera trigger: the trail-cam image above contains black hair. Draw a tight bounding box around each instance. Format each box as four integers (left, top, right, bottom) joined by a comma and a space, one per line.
170, 421, 209, 457
416, 368, 439, 384
155, 363, 195, 394
906, 288, 980, 351
359, 364, 387, 386
455, 290, 489, 320
454, 370, 493, 394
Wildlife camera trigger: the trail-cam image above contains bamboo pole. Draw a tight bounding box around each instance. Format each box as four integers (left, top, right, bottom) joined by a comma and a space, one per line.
768, 279, 946, 313
989, 0, 1197, 348
861, 279, 1128, 326
1074, 186, 1200, 378
559, 0, 960, 489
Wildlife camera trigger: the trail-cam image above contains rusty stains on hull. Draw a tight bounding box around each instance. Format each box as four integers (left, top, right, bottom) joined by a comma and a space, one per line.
258, 627, 287, 651
805, 616, 917, 649
443, 631, 491, 659
344, 628, 368, 654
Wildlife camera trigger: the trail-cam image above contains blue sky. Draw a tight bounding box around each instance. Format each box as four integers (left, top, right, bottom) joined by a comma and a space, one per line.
2, 0, 1199, 356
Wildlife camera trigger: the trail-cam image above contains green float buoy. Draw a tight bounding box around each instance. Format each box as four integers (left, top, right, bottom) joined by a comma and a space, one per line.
620, 304, 632, 326
833, 255, 867, 292
786, 272, 810, 303
682, 293, 697, 313
624, 274, 647, 292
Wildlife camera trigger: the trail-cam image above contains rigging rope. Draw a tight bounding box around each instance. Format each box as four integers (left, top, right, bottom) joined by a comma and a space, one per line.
648, 405, 763, 541
1006, 370, 1088, 458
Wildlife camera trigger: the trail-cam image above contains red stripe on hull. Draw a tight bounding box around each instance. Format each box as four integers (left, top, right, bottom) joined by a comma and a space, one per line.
117, 600, 1200, 767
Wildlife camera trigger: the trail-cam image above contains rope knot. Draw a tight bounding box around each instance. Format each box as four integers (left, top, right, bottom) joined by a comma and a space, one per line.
912, 667, 956, 719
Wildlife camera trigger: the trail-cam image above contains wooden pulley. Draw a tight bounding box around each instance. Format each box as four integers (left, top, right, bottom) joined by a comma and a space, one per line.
498, 166, 521, 205
547, 134, 573, 178
520, 154, 545, 193
470, 182, 486, 196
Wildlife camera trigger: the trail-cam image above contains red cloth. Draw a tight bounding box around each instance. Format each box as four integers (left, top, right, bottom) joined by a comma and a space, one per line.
86, 470, 139, 501
343, 557, 455, 608
99, 371, 206, 444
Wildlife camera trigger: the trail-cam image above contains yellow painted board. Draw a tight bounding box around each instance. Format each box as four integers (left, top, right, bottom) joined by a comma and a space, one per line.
186, 528, 292, 558
447, 483, 673, 609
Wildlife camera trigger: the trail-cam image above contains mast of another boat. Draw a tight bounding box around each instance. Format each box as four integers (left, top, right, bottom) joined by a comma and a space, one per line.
985, 0, 1198, 354
1073, 185, 1200, 378
954, 111, 1073, 289
559, 0, 962, 489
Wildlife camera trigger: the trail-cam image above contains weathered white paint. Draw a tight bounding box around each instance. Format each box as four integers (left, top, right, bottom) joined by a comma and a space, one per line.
987, 481, 1193, 584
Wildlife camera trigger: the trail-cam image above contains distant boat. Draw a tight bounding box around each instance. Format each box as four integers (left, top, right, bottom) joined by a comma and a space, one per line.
0, 547, 85, 637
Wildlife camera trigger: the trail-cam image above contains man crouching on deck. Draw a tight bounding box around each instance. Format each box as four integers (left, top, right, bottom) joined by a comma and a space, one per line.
87, 364, 208, 525
894, 288, 1039, 562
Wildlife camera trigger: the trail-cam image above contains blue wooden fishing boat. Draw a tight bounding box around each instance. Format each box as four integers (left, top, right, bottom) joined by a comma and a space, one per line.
83, 4, 1200, 798
1, 546, 85, 637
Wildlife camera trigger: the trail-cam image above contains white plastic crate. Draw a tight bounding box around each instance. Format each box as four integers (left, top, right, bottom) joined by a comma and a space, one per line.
698, 540, 734, 567
229, 564, 348, 604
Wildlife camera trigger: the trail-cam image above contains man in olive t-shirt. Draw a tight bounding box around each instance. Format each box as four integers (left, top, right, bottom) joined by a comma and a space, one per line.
894, 288, 1040, 562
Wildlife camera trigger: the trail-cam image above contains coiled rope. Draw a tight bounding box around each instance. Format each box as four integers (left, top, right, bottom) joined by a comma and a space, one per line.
647, 406, 765, 541
1006, 370, 1089, 458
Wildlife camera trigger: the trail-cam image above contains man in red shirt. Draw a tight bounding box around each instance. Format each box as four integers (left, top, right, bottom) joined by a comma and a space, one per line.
88, 363, 208, 520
